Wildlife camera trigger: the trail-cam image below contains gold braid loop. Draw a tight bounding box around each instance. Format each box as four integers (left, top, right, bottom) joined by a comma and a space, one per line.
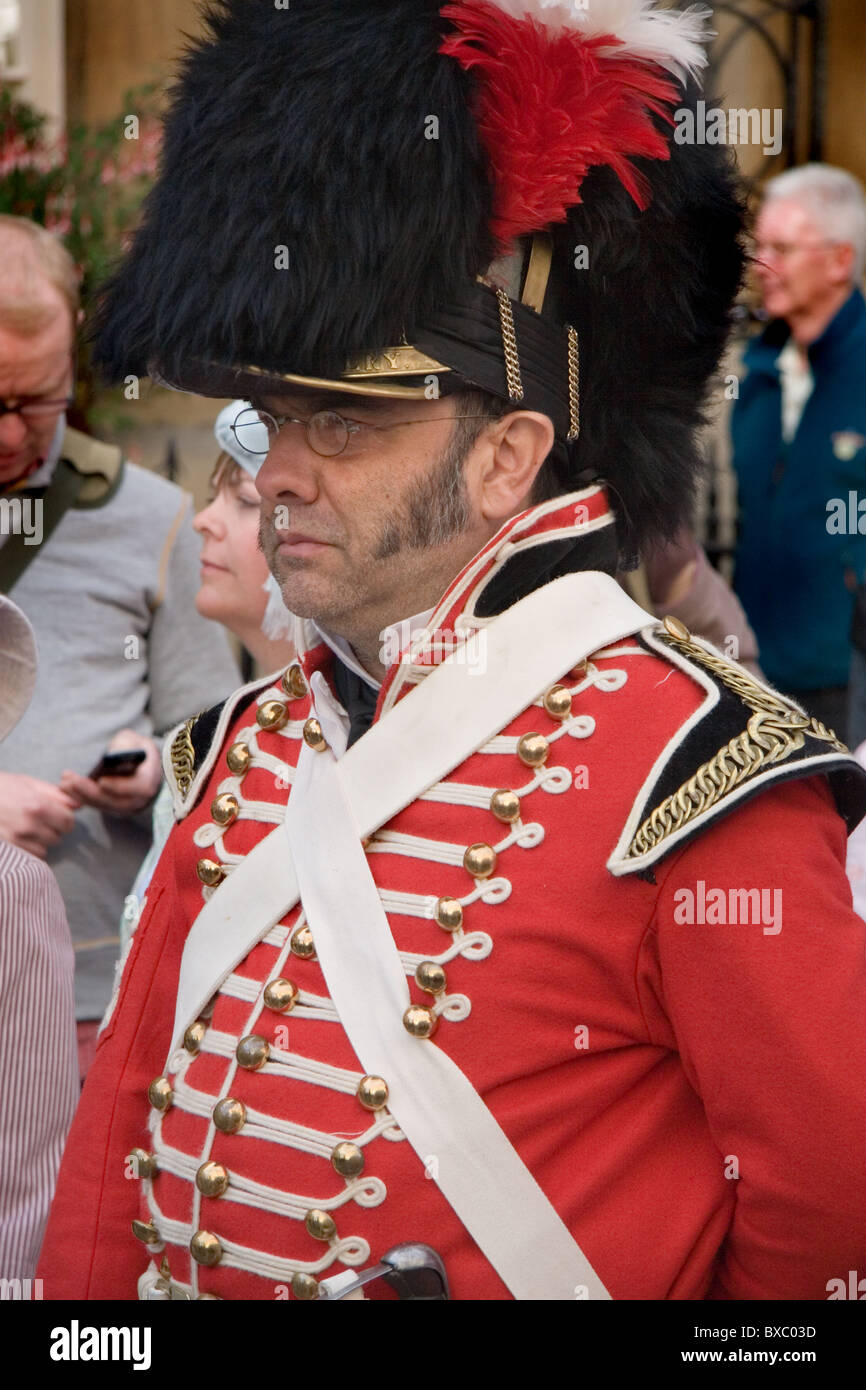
626, 629, 847, 860
495, 288, 524, 402
170, 716, 198, 801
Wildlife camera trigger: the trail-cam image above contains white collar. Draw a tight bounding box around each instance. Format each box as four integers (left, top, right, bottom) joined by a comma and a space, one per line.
313, 606, 436, 692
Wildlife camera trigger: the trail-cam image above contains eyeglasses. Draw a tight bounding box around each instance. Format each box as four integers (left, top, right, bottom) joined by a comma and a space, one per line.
749, 238, 836, 263
0, 392, 75, 422
231, 405, 496, 458
0, 350, 76, 423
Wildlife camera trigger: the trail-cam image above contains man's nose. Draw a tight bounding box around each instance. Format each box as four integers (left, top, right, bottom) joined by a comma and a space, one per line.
255, 432, 321, 506
0, 409, 28, 448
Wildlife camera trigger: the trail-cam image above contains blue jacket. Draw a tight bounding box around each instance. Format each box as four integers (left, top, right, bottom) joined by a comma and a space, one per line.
732, 289, 866, 691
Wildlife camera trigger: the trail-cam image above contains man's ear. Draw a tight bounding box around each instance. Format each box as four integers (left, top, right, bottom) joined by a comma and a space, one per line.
832, 240, 857, 287
477, 412, 554, 522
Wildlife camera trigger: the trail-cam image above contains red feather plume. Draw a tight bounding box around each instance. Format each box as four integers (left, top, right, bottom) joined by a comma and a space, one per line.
440, 0, 680, 249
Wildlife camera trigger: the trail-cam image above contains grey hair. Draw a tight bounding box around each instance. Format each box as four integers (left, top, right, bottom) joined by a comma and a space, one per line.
763, 163, 866, 283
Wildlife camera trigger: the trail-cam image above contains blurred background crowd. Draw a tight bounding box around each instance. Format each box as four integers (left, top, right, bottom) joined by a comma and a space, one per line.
2, 0, 866, 1281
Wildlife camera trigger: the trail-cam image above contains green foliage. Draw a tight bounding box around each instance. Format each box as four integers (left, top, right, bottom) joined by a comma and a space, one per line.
0, 82, 161, 411
0, 82, 160, 298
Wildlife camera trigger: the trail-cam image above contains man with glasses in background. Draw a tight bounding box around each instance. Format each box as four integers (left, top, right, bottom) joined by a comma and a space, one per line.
0, 215, 239, 1081
732, 164, 866, 744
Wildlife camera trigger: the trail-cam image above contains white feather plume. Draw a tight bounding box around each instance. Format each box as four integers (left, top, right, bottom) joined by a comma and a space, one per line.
485, 1, 713, 83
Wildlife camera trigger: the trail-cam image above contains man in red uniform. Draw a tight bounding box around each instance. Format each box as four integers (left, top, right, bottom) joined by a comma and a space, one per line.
40, 0, 866, 1300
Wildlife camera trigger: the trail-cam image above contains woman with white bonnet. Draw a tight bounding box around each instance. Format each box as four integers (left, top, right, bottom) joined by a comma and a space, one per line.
194, 399, 296, 670
0, 594, 78, 1280
117, 402, 295, 952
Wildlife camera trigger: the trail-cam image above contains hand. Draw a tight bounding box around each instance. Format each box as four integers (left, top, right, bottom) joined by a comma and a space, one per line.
0, 772, 80, 859
59, 730, 163, 817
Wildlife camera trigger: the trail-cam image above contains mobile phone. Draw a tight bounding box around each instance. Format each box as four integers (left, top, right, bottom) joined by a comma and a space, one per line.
87, 749, 148, 780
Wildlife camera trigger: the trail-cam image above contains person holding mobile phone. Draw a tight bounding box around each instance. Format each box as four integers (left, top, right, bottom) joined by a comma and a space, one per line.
0, 217, 242, 1080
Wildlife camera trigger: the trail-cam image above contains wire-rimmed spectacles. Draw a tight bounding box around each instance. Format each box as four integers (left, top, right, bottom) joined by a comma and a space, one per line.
0, 351, 77, 422
0, 392, 75, 422
231, 405, 497, 459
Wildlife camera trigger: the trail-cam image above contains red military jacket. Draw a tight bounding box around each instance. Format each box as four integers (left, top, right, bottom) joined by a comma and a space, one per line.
39, 490, 866, 1300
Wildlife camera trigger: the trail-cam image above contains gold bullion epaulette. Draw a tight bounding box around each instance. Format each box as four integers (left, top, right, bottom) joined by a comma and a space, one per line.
163, 672, 278, 819
607, 617, 866, 878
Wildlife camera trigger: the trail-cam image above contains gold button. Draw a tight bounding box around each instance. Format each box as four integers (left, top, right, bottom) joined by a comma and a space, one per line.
184, 1020, 207, 1054
463, 842, 497, 878
543, 684, 573, 720
132, 1218, 160, 1245
190, 1230, 223, 1266
415, 960, 446, 995
305, 1209, 336, 1241
357, 1074, 389, 1111
212, 1097, 246, 1134
489, 788, 520, 823
226, 741, 251, 775
403, 1004, 438, 1039
331, 1142, 365, 1178
127, 1147, 157, 1180
236, 1034, 270, 1071
257, 700, 288, 731
263, 977, 298, 1013
211, 792, 239, 826
435, 897, 463, 931
147, 1077, 173, 1111
302, 717, 328, 752
290, 924, 316, 960
196, 858, 225, 888
196, 1161, 229, 1197
663, 614, 691, 642
292, 1272, 319, 1300
517, 732, 549, 767
282, 664, 308, 700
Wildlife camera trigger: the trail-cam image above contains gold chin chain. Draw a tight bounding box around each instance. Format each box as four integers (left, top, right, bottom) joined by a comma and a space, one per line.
495, 288, 524, 402
170, 716, 198, 800
566, 325, 580, 441
626, 627, 847, 861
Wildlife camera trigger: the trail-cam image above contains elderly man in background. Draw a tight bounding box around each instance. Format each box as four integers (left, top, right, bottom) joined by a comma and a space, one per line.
732, 164, 866, 740
0, 215, 240, 1079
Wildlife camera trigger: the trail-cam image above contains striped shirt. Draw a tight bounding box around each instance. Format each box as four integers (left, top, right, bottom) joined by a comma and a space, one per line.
0, 840, 78, 1280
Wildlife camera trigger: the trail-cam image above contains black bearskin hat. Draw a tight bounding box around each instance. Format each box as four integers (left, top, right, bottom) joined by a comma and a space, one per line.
93, 0, 744, 555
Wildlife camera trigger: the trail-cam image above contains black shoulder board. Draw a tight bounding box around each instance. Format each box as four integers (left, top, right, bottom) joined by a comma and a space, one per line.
607, 620, 866, 877
165, 701, 227, 815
